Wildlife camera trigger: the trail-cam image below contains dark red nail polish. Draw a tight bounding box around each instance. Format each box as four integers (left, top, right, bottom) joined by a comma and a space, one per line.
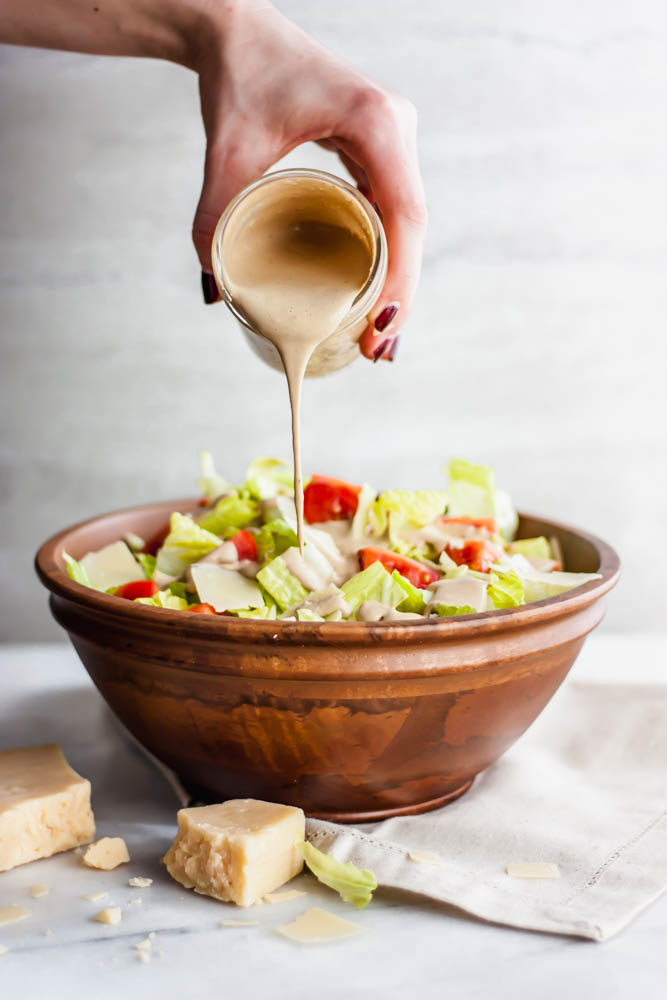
372, 339, 390, 362
383, 334, 400, 361
374, 302, 399, 332
373, 201, 383, 222
201, 270, 219, 305
358, 184, 372, 201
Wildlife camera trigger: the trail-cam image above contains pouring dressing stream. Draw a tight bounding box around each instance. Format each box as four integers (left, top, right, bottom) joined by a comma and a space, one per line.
213, 171, 383, 551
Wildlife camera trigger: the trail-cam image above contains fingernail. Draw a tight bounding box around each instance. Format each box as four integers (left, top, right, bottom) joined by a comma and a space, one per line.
373, 201, 383, 222
374, 302, 399, 332
358, 184, 372, 201
372, 339, 390, 362
383, 334, 400, 361
201, 270, 219, 305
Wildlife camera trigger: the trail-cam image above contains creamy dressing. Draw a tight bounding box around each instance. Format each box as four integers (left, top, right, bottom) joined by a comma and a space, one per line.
220, 176, 375, 552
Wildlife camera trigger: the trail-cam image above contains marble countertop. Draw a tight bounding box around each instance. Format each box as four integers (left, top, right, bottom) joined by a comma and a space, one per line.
1, 638, 666, 998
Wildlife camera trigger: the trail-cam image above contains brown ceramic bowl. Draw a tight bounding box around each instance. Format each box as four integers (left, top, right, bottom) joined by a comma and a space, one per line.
35, 499, 619, 822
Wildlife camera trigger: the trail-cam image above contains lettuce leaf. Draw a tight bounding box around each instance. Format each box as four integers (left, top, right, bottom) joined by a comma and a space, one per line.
510, 537, 553, 560
63, 551, 91, 588
155, 512, 221, 577
487, 568, 525, 609
228, 606, 278, 620
446, 458, 518, 541
136, 552, 156, 580
254, 519, 299, 562
371, 490, 448, 536
341, 562, 407, 615
197, 450, 230, 500
432, 603, 477, 617
297, 841, 377, 909
256, 557, 309, 611
349, 483, 378, 548
296, 608, 325, 622
136, 590, 190, 610
197, 494, 259, 536
243, 457, 294, 500
392, 570, 427, 614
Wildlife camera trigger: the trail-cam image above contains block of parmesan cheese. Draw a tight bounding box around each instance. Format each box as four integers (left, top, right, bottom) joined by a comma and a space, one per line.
163, 799, 305, 907
0, 744, 95, 872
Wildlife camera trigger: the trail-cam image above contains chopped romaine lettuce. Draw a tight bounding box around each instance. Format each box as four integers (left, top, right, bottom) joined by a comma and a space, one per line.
446, 458, 518, 541
296, 608, 325, 622
256, 556, 309, 611
123, 532, 145, 552
254, 519, 298, 561
518, 567, 602, 602
197, 495, 259, 535
63, 551, 91, 588
429, 574, 488, 613
370, 490, 448, 536
341, 562, 407, 615
392, 570, 427, 614
349, 483, 378, 548
297, 841, 377, 909
197, 450, 230, 500
510, 537, 553, 560
136, 590, 190, 610
155, 513, 221, 577
228, 605, 277, 619
243, 457, 294, 500
433, 604, 477, 617
487, 568, 525, 609
136, 552, 156, 579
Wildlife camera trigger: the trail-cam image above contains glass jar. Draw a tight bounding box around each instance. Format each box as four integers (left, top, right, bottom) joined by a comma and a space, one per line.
210, 168, 387, 377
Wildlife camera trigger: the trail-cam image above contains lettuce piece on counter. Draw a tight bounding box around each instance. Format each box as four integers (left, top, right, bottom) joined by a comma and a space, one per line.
63, 551, 91, 588
341, 562, 407, 616
136, 552, 156, 580
510, 537, 553, 560
297, 841, 377, 909
370, 490, 448, 536
197, 450, 230, 501
155, 512, 221, 577
487, 568, 525, 609
136, 590, 190, 611
256, 556, 309, 611
198, 495, 259, 536
446, 458, 518, 541
254, 519, 299, 562
391, 570, 428, 614
243, 457, 294, 500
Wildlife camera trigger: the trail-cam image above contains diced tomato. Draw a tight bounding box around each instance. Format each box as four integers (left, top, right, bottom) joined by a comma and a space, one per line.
358, 547, 440, 589
189, 603, 217, 614
304, 474, 362, 524
441, 515, 498, 533
115, 579, 159, 601
229, 529, 258, 561
444, 539, 503, 573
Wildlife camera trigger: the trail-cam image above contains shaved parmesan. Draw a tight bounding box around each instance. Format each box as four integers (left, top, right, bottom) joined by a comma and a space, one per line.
80, 541, 144, 592
263, 889, 306, 904
506, 862, 560, 880
190, 563, 264, 612
407, 850, 441, 865
276, 907, 365, 944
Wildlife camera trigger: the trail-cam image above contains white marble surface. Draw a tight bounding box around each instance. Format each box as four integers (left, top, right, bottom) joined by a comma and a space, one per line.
0, 637, 666, 998
1, 1, 666, 640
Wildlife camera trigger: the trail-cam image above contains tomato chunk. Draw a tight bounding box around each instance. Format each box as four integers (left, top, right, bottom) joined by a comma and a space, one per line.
189, 603, 217, 614
115, 579, 159, 601
358, 547, 440, 589
441, 515, 498, 533
444, 539, 503, 573
304, 475, 362, 524
230, 529, 258, 561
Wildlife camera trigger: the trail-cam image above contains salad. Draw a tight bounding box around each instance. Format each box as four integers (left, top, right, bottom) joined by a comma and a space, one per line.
63, 454, 600, 622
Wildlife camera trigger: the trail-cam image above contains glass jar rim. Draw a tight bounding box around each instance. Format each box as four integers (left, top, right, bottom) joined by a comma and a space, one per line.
210, 167, 387, 333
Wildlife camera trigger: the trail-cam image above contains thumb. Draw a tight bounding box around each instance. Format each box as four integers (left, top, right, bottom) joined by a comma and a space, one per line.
192, 141, 276, 276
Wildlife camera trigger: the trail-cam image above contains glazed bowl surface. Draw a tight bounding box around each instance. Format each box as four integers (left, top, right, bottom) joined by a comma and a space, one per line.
35, 499, 620, 822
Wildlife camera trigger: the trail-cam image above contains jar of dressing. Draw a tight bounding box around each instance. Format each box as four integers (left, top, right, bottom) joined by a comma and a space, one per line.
210, 168, 387, 377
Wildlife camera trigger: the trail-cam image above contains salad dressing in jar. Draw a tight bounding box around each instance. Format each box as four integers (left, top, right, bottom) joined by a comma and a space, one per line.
211, 169, 387, 551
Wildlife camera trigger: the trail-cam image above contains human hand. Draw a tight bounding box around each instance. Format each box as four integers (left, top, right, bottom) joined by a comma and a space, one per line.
193, 1, 426, 361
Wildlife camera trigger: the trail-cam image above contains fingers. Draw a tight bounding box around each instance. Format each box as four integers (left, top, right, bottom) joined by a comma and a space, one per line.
192, 136, 277, 294
336, 91, 427, 360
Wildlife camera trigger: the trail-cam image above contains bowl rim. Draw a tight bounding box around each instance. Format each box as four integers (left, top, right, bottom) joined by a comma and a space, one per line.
35, 497, 620, 645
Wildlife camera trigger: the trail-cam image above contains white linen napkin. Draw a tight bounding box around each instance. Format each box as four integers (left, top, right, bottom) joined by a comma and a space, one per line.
305, 676, 667, 941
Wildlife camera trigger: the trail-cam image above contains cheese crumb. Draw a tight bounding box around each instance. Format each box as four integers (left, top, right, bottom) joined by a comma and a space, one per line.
219, 919, 259, 927
407, 850, 441, 865
263, 889, 306, 904
276, 907, 365, 944
138, 950, 151, 964
128, 877, 152, 888
0, 944, 8, 956
0, 906, 31, 927
83, 891, 108, 902
44, 929, 53, 936
94, 907, 122, 926
135, 938, 152, 953
30, 884, 50, 898
506, 862, 560, 880
148, 931, 156, 940
83, 837, 130, 871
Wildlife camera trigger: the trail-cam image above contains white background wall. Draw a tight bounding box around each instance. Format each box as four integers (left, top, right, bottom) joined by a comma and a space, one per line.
1, 1, 665, 639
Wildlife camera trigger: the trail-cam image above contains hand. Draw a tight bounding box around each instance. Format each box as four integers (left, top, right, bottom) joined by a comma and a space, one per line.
193, 1, 427, 361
